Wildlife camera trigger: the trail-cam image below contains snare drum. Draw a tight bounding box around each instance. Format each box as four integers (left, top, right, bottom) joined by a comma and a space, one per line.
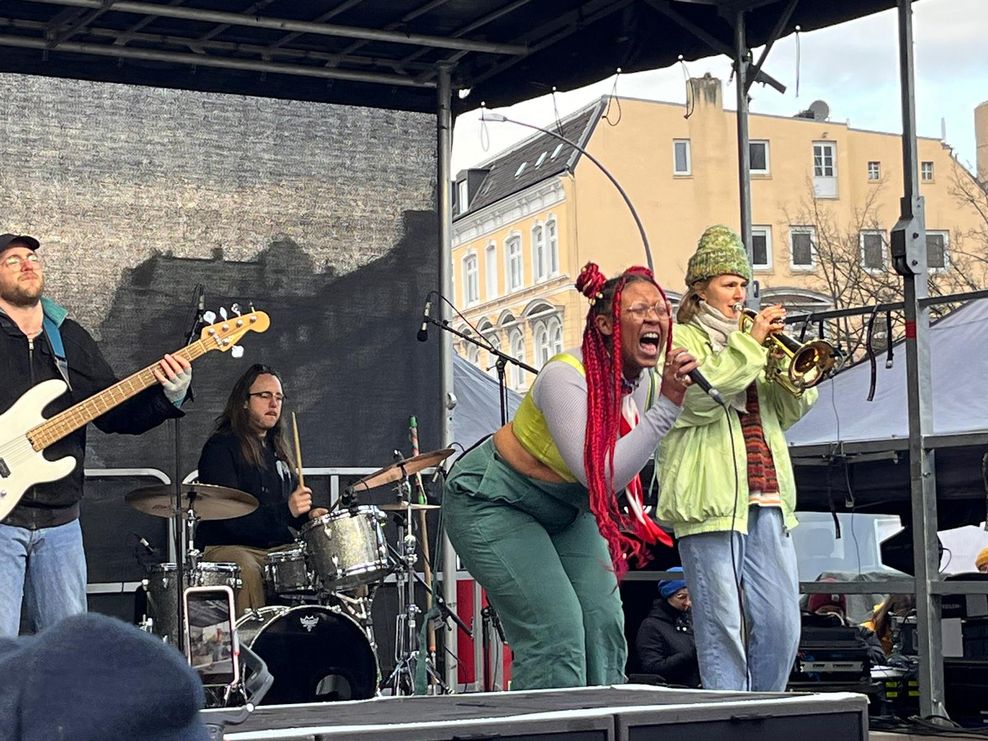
236, 605, 378, 704
263, 544, 314, 595
300, 506, 389, 591
144, 562, 241, 645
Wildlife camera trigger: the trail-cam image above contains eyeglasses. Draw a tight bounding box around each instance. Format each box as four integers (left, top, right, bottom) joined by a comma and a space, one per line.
249, 391, 287, 403
2, 253, 41, 269
625, 302, 666, 320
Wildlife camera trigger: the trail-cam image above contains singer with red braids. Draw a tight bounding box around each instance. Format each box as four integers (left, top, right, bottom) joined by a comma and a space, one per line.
443, 264, 697, 690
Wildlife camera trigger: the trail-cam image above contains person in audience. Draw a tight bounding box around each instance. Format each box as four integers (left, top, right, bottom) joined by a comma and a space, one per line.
861, 594, 916, 657
635, 566, 701, 687
976, 546, 988, 573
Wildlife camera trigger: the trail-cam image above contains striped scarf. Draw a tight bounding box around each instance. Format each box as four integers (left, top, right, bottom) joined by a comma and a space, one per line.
738, 384, 779, 495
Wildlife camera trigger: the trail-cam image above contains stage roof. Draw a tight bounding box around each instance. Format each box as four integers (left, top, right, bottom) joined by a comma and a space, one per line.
0, 0, 912, 114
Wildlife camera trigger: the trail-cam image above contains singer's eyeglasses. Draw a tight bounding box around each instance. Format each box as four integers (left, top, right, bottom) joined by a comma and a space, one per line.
2, 253, 41, 270
249, 391, 287, 404
625, 302, 666, 320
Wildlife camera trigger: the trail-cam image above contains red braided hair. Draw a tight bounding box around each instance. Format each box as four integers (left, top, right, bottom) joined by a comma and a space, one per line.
577, 263, 673, 578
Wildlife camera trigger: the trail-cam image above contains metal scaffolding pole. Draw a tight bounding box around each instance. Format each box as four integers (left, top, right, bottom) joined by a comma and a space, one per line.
436, 64, 460, 693
890, 0, 946, 719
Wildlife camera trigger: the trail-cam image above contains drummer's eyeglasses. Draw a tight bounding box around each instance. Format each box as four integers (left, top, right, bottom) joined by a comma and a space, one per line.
249, 391, 287, 403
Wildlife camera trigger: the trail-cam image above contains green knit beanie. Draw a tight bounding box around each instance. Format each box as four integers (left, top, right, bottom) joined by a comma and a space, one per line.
685, 225, 752, 286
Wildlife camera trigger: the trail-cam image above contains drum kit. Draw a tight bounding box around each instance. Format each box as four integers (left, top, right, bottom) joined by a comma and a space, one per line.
125, 446, 459, 706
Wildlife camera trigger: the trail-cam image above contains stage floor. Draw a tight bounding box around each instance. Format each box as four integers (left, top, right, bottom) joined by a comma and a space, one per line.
203, 684, 869, 740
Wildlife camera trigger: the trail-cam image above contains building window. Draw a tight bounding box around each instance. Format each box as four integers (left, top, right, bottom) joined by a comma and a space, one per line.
926, 231, 949, 271
812, 141, 837, 198
509, 329, 527, 390
750, 140, 770, 175
457, 179, 469, 213
859, 231, 886, 271
462, 253, 479, 304
673, 139, 691, 175
485, 333, 501, 377
506, 235, 523, 292
546, 218, 559, 276
790, 227, 816, 269
533, 315, 563, 368
466, 344, 480, 365
867, 161, 881, 181
532, 224, 548, 282
534, 323, 550, 367
485, 242, 497, 299
921, 161, 934, 182
751, 226, 772, 270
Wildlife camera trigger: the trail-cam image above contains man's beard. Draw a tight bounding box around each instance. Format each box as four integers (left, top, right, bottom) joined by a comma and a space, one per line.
1, 275, 44, 307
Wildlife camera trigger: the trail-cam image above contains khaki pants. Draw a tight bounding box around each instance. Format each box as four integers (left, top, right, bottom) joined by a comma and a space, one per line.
203, 545, 284, 618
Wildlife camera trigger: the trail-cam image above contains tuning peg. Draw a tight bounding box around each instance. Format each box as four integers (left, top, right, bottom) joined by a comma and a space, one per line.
231, 302, 241, 316
231, 345, 245, 359
219, 307, 228, 320
202, 310, 217, 324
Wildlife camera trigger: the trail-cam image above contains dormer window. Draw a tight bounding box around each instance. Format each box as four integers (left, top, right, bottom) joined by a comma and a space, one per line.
535, 152, 548, 168
514, 162, 527, 177
550, 143, 564, 159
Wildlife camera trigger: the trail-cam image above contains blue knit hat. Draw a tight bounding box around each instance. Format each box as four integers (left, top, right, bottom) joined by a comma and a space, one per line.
0, 613, 209, 740
658, 566, 688, 599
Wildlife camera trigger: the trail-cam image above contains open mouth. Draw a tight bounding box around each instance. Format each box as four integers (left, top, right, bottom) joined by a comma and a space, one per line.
639, 331, 661, 357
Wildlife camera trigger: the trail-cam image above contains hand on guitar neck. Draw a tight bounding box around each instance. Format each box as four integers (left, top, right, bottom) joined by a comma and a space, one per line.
0, 309, 271, 522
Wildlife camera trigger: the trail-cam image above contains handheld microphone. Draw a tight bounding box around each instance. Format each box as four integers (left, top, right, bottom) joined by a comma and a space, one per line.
416, 297, 433, 342
687, 368, 725, 406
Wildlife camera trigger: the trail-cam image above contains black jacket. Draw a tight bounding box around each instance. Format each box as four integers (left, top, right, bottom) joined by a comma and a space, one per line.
194, 431, 306, 550
635, 598, 702, 687
0, 304, 183, 529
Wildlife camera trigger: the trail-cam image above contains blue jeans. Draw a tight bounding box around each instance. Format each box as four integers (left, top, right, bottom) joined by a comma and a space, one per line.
677, 506, 799, 691
0, 520, 88, 637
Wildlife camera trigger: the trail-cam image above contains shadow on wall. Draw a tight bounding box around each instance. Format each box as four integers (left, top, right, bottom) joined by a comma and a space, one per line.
89, 209, 441, 475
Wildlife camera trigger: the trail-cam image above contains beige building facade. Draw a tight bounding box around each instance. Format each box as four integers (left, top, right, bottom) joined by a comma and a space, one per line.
452, 76, 984, 390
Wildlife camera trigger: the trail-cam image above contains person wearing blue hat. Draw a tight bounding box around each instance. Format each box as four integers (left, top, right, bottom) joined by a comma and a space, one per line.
0, 612, 209, 740
634, 567, 700, 687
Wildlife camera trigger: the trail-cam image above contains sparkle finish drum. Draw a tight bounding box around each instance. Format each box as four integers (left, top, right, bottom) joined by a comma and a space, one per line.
300, 506, 389, 591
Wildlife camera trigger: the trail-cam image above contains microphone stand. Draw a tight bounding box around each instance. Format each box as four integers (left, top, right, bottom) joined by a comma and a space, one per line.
174, 284, 204, 649
424, 313, 534, 690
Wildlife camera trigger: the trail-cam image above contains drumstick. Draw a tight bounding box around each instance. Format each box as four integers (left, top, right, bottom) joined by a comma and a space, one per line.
291, 411, 305, 488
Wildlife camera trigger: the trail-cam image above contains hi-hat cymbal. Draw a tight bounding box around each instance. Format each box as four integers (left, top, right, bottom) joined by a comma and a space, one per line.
350, 447, 455, 493
126, 483, 258, 521
377, 502, 441, 511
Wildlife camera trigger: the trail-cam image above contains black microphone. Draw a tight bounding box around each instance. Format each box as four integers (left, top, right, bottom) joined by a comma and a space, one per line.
687, 369, 725, 406
196, 284, 205, 315
416, 297, 432, 342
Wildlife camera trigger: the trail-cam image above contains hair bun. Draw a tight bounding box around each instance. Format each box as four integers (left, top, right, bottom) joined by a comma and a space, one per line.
576, 262, 607, 303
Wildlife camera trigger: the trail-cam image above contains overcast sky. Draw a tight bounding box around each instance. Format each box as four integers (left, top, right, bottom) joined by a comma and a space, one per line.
452, 0, 986, 174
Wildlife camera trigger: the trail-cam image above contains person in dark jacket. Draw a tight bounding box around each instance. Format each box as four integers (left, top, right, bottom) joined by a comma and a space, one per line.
635, 567, 701, 687
195, 363, 325, 616
0, 233, 192, 637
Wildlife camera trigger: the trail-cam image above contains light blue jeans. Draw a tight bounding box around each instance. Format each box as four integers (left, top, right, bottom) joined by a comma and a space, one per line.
677, 506, 800, 691
0, 520, 88, 637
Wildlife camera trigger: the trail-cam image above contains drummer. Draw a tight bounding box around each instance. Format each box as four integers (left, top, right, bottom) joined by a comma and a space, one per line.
195, 364, 326, 616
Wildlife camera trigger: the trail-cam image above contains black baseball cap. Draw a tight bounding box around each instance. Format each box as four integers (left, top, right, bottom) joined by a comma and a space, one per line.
0, 234, 41, 252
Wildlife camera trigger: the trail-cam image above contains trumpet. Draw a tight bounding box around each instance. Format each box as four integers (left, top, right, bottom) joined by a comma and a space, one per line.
733, 304, 836, 397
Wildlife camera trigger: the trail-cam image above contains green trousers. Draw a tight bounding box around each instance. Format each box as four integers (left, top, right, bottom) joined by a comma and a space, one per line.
443, 439, 626, 690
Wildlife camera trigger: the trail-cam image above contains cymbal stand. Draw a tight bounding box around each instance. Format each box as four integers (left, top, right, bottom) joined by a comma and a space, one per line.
383, 473, 421, 695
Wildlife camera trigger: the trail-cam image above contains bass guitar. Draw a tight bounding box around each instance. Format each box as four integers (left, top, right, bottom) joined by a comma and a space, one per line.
0, 309, 270, 521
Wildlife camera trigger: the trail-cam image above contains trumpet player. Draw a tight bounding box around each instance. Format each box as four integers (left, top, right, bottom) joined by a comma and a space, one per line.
656, 225, 817, 692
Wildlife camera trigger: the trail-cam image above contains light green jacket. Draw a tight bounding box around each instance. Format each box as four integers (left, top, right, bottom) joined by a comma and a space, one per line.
656, 322, 817, 538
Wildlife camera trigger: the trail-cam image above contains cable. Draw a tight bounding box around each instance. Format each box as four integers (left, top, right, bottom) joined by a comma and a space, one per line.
724, 401, 751, 691
603, 68, 623, 126
434, 292, 499, 354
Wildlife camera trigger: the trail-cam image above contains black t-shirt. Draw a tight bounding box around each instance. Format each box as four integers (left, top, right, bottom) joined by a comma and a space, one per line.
194, 431, 304, 549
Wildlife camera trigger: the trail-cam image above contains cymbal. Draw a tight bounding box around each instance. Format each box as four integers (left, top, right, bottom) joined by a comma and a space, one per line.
126, 483, 258, 521
377, 502, 441, 511
350, 447, 455, 493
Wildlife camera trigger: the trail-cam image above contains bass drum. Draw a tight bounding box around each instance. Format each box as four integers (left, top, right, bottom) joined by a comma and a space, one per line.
236, 605, 378, 704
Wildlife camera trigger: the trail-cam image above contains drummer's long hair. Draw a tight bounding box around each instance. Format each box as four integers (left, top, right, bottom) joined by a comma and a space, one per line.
577, 263, 672, 578
214, 363, 292, 468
